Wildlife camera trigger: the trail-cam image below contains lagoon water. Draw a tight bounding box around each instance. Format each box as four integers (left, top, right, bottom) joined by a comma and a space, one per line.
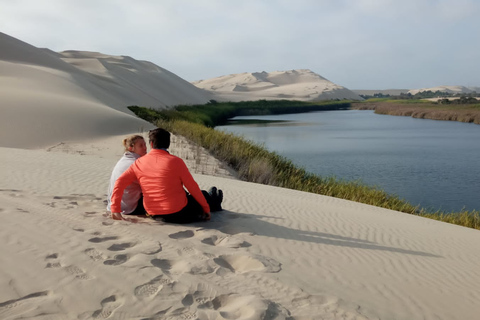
217, 110, 480, 212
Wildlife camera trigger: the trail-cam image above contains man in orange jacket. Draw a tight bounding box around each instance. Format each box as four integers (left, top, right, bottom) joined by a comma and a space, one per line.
110, 128, 223, 223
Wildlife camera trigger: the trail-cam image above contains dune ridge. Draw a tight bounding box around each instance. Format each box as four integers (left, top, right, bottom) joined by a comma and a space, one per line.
193, 69, 363, 102
0, 32, 212, 148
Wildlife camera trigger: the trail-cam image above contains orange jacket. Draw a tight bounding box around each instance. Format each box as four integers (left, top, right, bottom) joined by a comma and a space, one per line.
111, 149, 210, 215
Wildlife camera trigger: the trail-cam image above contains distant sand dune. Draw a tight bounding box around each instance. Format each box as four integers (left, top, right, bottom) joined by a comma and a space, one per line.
408, 85, 479, 95
193, 69, 363, 102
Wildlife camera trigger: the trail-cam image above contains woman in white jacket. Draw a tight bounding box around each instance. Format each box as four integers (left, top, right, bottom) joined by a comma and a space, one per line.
107, 135, 147, 215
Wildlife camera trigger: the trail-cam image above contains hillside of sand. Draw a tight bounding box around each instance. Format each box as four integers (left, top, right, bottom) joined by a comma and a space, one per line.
0, 32, 212, 148
192, 69, 363, 102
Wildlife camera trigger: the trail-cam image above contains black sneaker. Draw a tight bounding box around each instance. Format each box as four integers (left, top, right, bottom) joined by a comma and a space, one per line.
217, 189, 223, 211
208, 186, 218, 198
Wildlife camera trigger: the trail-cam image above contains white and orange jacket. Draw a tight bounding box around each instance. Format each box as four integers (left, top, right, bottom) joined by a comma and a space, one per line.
110, 149, 209, 215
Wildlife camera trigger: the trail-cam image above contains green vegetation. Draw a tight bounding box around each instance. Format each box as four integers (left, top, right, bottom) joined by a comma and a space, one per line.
352, 99, 480, 125
130, 100, 350, 128
128, 101, 480, 230
360, 90, 479, 100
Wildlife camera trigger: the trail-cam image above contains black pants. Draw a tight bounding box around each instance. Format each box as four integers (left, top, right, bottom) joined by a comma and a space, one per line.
154, 191, 213, 224
128, 196, 146, 215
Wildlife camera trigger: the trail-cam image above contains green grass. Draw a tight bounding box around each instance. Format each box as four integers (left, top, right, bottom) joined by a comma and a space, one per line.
128, 101, 480, 230
130, 100, 351, 128
352, 100, 480, 124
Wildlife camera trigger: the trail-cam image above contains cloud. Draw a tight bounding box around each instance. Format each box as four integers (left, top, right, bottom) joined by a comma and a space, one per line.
0, 0, 479, 88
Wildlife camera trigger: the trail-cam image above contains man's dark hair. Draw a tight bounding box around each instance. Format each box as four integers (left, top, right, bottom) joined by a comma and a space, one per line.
149, 128, 171, 149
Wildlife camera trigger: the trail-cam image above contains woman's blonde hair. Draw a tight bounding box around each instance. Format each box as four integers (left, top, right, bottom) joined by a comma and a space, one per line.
123, 135, 144, 152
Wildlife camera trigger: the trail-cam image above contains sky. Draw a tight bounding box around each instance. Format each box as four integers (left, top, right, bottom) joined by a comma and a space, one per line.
1, 0, 479, 90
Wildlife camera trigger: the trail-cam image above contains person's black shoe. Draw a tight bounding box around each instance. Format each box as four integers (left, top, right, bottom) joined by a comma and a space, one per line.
207, 186, 223, 212
211, 189, 223, 212
208, 186, 218, 198
216, 189, 223, 211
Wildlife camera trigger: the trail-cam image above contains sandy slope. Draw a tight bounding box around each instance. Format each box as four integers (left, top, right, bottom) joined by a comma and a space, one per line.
1, 133, 480, 320
193, 69, 363, 102
0, 32, 211, 148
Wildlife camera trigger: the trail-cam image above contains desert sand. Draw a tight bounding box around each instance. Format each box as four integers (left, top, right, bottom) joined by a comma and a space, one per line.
2, 132, 480, 320
192, 70, 363, 102
2, 32, 480, 320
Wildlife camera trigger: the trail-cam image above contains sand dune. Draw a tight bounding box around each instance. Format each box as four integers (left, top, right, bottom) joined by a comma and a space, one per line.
408, 85, 478, 95
193, 69, 363, 102
0, 32, 212, 148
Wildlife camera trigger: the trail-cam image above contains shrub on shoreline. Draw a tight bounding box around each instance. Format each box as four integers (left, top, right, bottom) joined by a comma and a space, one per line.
352, 100, 480, 125
128, 101, 480, 230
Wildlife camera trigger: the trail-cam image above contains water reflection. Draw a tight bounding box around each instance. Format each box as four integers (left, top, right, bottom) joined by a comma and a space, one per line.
218, 110, 480, 212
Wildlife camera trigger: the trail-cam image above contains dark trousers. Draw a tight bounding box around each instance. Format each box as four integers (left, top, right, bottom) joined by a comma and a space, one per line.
128, 196, 146, 215
155, 191, 213, 224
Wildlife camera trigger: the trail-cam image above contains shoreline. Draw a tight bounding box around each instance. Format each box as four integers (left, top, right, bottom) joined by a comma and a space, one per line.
351, 101, 480, 125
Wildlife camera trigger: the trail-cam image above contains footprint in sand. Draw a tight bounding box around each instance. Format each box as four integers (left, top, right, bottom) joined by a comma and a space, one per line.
103, 254, 129, 266
88, 236, 119, 243
201, 235, 251, 248
134, 275, 169, 299
0, 188, 21, 193
176, 246, 197, 256
64, 265, 93, 280
5, 190, 24, 198
85, 248, 106, 261
45, 253, 62, 269
291, 294, 338, 310
0, 291, 50, 318
214, 254, 282, 274
141, 242, 162, 255
168, 230, 195, 239
151, 257, 217, 275
209, 294, 289, 319
44, 202, 56, 208
107, 242, 136, 251
183, 282, 218, 308
91, 295, 122, 319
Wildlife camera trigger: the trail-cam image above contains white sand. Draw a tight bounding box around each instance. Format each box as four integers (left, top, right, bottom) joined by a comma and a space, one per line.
0, 32, 212, 149
2, 32, 480, 320
193, 70, 363, 102
2, 133, 480, 320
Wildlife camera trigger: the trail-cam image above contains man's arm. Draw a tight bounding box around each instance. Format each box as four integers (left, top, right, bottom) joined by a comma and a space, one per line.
110, 166, 137, 219
177, 160, 210, 214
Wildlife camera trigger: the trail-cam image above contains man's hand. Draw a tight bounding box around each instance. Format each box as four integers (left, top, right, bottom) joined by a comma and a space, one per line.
111, 212, 124, 220
203, 211, 211, 221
